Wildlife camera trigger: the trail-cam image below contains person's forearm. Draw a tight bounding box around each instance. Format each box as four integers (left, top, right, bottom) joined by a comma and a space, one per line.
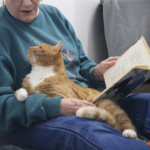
93, 66, 104, 81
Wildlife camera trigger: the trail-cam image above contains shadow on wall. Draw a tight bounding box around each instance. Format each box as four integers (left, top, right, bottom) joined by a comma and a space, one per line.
0, 0, 2, 7
88, 5, 108, 63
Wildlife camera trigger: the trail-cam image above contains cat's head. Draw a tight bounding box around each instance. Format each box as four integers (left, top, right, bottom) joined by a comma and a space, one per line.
27, 41, 62, 66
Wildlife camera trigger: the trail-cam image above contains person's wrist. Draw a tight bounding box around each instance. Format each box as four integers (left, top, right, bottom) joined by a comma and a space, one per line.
93, 67, 104, 81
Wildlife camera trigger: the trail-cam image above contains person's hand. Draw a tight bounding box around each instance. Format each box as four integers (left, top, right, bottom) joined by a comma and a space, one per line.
60, 98, 95, 116
93, 57, 119, 81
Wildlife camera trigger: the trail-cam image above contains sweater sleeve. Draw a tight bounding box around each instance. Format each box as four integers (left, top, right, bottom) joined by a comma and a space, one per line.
0, 45, 62, 133
55, 7, 104, 89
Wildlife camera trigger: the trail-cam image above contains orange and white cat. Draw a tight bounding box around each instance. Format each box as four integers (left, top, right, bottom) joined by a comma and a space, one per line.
15, 41, 137, 139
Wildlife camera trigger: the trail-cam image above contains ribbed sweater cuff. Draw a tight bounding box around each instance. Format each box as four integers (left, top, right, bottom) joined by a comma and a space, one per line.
43, 96, 62, 118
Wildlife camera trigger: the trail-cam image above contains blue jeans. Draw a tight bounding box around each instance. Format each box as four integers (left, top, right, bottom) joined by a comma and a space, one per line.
7, 93, 150, 150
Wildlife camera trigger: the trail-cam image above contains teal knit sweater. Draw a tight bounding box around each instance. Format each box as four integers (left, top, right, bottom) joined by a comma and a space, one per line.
0, 4, 103, 132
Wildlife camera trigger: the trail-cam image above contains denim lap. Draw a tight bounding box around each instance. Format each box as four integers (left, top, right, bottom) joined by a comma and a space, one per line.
7, 117, 150, 150
7, 93, 150, 150
119, 93, 150, 139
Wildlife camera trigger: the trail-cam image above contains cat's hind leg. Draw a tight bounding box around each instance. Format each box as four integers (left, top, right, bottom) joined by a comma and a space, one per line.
15, 88, 28, 101
97, 99, 137, 139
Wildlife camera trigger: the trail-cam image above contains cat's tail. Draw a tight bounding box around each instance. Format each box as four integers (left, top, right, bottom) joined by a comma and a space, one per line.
97, 99, 137, 139
76, 106, 137, 139
76, 106, 116, 127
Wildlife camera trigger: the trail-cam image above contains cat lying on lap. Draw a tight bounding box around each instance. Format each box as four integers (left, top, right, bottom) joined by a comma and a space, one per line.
15, 41, 137, 140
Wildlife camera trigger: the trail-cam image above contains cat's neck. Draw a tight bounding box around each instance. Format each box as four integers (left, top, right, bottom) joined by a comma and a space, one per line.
52, 55, 66, 74
31, 61, 66, 75
29, 66, 55, 77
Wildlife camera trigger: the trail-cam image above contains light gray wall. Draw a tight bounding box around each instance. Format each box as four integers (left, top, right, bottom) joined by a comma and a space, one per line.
0, 0, 2, 7
87, 4, 108, 63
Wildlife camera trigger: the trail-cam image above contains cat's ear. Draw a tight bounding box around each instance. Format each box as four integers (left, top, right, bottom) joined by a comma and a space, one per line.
53, 41, 62, 57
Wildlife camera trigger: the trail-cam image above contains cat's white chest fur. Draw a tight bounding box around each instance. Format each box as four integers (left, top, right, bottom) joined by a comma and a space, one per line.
16, 66, 55, 101
27, 66, 55, 89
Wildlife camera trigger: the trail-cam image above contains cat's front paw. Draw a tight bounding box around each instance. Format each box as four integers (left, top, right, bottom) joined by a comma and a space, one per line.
16, 88, 28, 101
122, 129, 137, 139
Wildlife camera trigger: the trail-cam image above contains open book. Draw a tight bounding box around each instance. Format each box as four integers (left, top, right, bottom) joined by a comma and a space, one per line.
92, 36, 150, 104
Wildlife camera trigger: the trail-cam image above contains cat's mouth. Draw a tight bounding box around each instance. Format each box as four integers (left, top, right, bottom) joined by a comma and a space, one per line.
27, 51, 36, 64
27, 51, 34, 58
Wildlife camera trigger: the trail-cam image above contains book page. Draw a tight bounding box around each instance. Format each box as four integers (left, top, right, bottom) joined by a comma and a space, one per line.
104, 37, 150, 88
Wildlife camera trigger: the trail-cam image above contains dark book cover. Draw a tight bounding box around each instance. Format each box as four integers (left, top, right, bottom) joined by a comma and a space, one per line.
92, 67, 150, 103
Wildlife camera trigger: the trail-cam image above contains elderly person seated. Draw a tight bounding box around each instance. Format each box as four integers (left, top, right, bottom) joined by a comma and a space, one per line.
0, 0, 150, 149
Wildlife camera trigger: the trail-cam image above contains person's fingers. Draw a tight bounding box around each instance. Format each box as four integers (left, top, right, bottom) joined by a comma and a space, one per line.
72, 99, 95, 107
102, 59, 117, 69
105, 56, 119, 62
81, 100, 95, 106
